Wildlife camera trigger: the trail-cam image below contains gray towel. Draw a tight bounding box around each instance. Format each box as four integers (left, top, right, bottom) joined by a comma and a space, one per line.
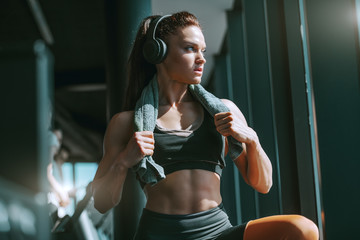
132, 76, 243, 185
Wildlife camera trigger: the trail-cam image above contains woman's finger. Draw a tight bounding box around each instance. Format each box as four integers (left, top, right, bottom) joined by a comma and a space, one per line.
141, 148, 154, 156
142, 142, 155, 150
214, 112, 231, 121
140, 136, 155, 144
216, 122, 231, 131
134, 132, 154, 144
214, 115, 233, 127
141, 131, 154, 137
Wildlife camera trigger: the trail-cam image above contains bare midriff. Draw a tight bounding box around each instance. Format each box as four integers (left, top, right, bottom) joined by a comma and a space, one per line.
143, 169, 222, 215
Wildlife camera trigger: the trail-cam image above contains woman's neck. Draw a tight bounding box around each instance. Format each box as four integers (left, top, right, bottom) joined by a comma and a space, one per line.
157, 75, 194, 107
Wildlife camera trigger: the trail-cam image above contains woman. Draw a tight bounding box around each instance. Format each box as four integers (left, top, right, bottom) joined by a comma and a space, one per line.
92, 11, 319, 240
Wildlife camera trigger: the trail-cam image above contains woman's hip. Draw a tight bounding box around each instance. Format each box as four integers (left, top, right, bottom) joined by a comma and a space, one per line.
133, 202, 233, 240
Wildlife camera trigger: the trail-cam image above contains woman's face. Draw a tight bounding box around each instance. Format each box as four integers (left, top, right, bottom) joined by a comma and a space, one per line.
161, 25, 206, 85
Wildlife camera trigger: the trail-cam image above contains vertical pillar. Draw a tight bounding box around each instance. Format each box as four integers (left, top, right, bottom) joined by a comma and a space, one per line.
283, 0, 328, 237
241, 0, 282, 218
265, 0, 301, 216
226, 0, 283, 223
105, 0, 151, 116
0, 40, 52, 240
226, 7, 257, 224
104, 0, 151, 239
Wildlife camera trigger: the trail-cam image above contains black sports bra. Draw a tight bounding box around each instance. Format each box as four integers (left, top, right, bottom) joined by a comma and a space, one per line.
152, 110, 226, 177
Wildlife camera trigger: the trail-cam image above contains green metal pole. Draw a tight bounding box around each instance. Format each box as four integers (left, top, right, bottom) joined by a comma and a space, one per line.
104, 0, 151, 239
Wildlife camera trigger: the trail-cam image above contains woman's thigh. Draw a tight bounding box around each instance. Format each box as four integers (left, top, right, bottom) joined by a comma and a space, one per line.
243, 215, 319, 240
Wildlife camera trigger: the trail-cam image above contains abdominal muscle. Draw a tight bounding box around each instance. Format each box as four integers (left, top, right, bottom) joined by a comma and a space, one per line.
143, 169, 222, 215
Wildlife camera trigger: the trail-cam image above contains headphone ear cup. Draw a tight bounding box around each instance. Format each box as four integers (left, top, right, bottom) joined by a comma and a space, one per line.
142, 15, 171, 64
155, 37, 167, 63
143, 38, 167, 64
143, 39, 160, 64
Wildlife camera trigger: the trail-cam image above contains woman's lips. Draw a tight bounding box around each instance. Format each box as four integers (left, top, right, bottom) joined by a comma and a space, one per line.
194, 67, 203, 75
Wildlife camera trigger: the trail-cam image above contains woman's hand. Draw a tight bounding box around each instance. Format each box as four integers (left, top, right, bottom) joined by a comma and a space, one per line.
117, 131, 155, 169
214, 112, 258, 145
57, 189, 70, 207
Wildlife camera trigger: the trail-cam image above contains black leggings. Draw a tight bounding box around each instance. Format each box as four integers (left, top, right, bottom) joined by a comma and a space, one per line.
133, 203, 247, 240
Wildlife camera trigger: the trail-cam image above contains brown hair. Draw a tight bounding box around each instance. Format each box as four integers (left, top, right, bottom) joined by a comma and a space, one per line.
123, 11, 201, 111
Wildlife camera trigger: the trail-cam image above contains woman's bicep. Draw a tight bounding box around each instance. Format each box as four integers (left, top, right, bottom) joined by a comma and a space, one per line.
93, 112, 133, 181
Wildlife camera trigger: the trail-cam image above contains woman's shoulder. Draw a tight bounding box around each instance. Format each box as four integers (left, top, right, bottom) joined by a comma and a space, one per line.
111, 110, 134, 122
108, 110, 135, 130
103, 110, 135, 145
220, 99, 247, 123
220, 98, 237, 110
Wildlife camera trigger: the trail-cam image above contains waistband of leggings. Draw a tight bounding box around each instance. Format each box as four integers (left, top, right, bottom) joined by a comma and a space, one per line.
142, 202, 225, 220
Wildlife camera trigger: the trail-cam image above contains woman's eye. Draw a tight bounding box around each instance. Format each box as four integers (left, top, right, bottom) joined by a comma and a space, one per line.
185, 46, 195, 52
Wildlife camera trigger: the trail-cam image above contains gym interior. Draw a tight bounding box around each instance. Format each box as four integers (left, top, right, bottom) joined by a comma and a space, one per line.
1, 0, 359, 239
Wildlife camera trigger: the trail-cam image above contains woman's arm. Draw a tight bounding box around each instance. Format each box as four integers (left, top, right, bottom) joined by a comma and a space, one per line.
47, 162, 70, 207
92, 111, 155, 213
215, 99, 273, 194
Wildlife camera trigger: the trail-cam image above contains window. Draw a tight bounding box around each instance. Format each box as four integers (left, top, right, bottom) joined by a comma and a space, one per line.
62, 162, 98, 215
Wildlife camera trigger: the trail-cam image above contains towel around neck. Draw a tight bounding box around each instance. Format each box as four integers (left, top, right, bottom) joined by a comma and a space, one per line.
132, 75, 243, 185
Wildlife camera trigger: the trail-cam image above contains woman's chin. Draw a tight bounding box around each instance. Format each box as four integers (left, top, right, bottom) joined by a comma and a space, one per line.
191, 76, 202, 84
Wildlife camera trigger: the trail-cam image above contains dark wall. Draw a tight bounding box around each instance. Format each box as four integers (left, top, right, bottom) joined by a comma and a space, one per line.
213, 1, 358, 239
305, 0, 360, 239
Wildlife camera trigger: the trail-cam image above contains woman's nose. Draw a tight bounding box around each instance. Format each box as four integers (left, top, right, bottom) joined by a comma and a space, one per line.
196, 52, 206, 64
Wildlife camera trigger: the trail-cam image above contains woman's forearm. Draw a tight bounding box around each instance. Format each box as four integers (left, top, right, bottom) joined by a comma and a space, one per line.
47, 164, 65, 196
245, 138, 273, 194
92, 159, 128, 214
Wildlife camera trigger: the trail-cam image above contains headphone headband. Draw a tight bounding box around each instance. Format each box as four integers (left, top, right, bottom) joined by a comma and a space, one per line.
147, 15, 171, 41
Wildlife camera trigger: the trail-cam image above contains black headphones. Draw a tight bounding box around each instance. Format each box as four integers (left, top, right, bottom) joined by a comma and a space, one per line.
143, 15, 171, 64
